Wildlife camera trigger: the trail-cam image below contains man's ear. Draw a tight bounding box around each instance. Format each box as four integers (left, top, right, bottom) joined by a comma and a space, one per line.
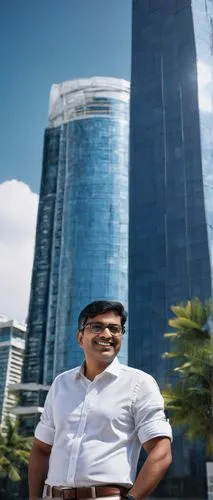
77, 330, 84, 347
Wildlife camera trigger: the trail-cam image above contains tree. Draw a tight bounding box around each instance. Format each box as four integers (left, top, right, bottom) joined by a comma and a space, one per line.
162, 298, 212, 457
0, 418, 32, 499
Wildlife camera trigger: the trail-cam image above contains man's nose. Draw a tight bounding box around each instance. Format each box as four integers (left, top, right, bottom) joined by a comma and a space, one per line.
101, 327, 112, 336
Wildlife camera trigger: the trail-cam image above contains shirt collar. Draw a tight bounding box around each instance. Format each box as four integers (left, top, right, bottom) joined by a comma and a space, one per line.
104, 356, 120, 377
71, 356, 120, 380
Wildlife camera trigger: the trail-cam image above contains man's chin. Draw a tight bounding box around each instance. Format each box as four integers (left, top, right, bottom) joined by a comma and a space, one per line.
93, 344, 114, 353
94, 350, 116, 362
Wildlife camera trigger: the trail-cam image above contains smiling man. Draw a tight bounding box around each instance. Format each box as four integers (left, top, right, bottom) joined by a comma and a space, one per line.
28, 300, 172, 500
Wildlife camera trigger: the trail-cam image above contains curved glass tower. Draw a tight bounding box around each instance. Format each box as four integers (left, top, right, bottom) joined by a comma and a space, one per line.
129, 0, 213, 497
23, 77, 129, 393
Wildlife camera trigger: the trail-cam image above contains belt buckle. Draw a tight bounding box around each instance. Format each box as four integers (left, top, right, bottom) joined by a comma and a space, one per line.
50, 486, 67, 499
60, 487, 69, 499
61, 487, 74, 499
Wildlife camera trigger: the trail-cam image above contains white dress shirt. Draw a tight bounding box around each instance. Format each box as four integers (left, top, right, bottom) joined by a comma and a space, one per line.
35, 357, 172, 488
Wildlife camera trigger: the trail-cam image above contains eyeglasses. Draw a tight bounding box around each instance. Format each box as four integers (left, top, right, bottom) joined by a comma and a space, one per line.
83, 322, 124, 336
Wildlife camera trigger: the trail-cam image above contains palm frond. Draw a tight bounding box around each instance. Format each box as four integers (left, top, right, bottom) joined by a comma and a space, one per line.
0, 418, 32, 483
8, 465, 21, 482
170, 304, 191, 319
162, 298, 212, 456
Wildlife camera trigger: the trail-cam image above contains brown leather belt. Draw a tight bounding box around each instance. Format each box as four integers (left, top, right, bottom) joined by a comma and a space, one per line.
46, 485, 128, 499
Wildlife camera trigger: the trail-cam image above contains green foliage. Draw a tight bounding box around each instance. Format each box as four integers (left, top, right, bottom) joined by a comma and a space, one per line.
0, 418, 32, 498
162, 298, 212, 456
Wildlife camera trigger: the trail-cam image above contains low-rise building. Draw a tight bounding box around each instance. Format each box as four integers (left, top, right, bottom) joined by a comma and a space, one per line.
0, 316, 26, 429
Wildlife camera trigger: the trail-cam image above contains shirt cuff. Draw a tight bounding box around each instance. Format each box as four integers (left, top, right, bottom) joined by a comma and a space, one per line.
138, 419, 172, 445
35, 421, 55, 445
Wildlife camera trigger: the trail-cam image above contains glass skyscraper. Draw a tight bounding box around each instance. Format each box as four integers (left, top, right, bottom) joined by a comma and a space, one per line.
21, 77, 129, 424
129, 0, 213, 496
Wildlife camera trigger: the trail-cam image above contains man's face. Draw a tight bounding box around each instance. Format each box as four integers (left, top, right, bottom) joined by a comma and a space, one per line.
77, 311, 123, 364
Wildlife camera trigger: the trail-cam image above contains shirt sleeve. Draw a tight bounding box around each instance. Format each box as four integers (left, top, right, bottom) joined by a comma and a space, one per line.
133, 373, 172, 445
34, 382, 55, 445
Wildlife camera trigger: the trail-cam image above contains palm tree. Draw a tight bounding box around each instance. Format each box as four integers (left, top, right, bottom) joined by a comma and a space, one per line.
0, 418, 32, 499
162, 298, 212, 498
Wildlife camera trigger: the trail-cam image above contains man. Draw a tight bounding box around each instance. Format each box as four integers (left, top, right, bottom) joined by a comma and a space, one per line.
29, 300, 172, 500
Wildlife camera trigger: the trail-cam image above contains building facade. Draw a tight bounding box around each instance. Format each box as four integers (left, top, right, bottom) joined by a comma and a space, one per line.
0, 317, 26, 429
20, 77, 129, 427
129, 0, 213, 496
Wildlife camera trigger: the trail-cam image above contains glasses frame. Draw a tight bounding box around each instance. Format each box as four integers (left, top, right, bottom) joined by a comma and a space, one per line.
82, 321, 125, 336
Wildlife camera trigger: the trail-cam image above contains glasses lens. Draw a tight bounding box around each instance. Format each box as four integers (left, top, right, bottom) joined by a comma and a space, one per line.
90, 323, 103, 334
108, 325, 122, 335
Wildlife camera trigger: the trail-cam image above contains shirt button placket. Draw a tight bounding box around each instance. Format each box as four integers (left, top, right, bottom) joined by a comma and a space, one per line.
67, 383, 94, 484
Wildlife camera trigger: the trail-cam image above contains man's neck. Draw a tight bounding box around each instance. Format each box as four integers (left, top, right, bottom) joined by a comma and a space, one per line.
84, 358, 113, 381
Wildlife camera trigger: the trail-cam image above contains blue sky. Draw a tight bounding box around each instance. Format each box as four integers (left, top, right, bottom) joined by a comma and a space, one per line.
1, 0, 132, 193
0, 0, 131, 321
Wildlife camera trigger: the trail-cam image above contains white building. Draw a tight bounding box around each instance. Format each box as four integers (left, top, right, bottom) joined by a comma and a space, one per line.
0, 317, 26, 429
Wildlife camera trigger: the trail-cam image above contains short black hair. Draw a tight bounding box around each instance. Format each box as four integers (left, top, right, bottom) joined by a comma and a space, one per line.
78, 300, 127, 330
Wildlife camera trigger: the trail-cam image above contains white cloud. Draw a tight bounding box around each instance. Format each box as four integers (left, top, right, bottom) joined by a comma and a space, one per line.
0, 180, 38, 323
